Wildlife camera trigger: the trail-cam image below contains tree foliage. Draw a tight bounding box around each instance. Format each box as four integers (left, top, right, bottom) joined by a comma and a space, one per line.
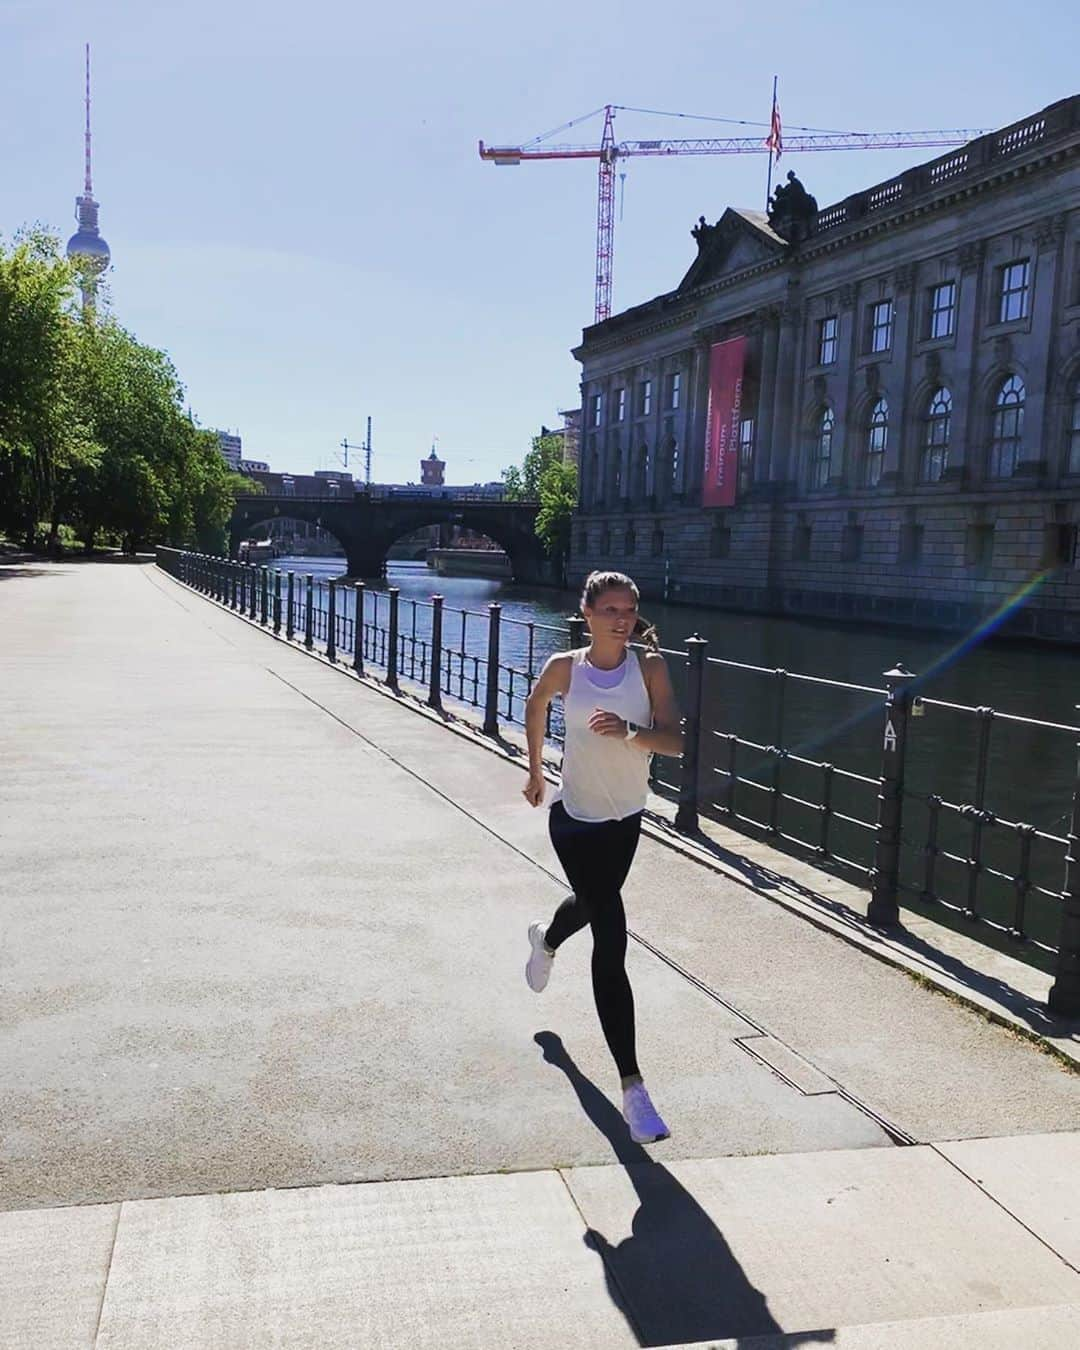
0, 229, 240, 554
502, 431, 578, 560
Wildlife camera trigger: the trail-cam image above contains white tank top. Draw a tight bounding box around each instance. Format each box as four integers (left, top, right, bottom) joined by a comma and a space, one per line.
555, 646, 653, 822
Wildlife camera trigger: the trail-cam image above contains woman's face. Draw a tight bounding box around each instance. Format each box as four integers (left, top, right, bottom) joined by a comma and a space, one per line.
583, 586, 638, 644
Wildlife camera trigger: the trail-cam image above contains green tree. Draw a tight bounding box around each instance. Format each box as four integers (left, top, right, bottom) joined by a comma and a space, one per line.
502, 430, 578, 562
0, 229, 91, 548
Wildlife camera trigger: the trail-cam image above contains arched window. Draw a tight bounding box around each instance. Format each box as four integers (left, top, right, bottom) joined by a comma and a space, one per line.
1067, 377, 1080, 475
921, 387, 952, 483
865, 397, 888, 487
811, 407, 833, 488
989, 375, 1025, 479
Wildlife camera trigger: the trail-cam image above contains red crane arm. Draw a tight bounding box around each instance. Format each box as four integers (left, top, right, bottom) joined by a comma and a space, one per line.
479, 130, 986, 164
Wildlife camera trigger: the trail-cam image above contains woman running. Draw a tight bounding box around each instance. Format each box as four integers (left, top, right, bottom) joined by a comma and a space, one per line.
522, 570, 683, 1143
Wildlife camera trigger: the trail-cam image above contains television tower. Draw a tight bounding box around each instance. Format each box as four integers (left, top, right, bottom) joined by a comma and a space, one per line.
65, 43, 110, 313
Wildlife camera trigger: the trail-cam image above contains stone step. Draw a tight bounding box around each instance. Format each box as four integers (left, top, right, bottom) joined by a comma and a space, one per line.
661, 1301, 1080, 1348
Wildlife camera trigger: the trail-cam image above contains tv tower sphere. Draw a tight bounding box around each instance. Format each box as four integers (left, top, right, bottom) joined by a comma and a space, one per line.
66, 43, 110, 304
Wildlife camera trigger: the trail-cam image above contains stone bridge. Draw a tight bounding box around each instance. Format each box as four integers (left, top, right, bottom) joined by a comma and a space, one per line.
229, 492, 550, 583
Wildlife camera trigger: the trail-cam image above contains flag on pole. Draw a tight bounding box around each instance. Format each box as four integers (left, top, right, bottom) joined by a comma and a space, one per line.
765, 97, 782, 161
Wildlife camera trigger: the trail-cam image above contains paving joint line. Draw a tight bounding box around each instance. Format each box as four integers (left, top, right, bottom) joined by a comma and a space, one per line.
90, 1201, 122, 1347
928, 1143, 1080, 1275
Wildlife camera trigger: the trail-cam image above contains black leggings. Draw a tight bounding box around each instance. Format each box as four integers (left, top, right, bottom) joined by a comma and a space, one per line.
545, 801, 643, 1080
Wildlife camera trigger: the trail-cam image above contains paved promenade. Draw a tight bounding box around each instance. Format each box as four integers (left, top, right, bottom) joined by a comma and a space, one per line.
1, 557, 1078, 1347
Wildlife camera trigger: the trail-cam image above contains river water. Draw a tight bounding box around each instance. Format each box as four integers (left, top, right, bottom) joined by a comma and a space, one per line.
272, 556, 1078, 963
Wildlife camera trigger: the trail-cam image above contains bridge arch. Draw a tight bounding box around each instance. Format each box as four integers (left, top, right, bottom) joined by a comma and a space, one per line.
228, 494, 551, 584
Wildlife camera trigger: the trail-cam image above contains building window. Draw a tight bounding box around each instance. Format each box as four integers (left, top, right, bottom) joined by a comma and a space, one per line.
651, 526, 664, 556
638, 380, 652, 417
665, 371, 681, 409
600, 525, 610, 554
899, 521, 924, 564
737, 417, 755, 496
818, 315, 838, 365
793, 521, 811, 561
998, 259, 1031, 323
710, 523, 732, 558
625, 522, 636, 555
633, 444, 650, 500
811, 407, 833, 488
578, 529, 588, 555
869, 300, 893, 354
989, 374, 1025, 478
921, 387, 952, 482
591, 393, 602, 427
669, 434, 680, 494
865, 397, 888, 487
1067, 377, 1080, 475
966, 523, 994, 569
281, 476, 295, 496
928, 282, 956, 339
841, 518, 863, 563
615, 388, 626, 422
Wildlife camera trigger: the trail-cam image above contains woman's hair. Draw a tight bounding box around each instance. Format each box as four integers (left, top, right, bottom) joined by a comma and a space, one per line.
580, 569, 660, 653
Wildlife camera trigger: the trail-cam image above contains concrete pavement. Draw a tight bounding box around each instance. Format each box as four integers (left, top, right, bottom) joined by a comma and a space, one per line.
1, 558, 1078, 1347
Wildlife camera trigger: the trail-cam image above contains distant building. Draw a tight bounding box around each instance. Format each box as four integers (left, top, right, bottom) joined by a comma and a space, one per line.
559, 407, 582, 467
421, 445, 446, 486
216, 431, 242, 471
239, 458, 269, 475
571, 95, 1080, 640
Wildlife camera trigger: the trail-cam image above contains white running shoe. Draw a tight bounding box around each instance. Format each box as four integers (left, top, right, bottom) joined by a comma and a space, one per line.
525, 921, 555, 993
622, 1082, 670, 1144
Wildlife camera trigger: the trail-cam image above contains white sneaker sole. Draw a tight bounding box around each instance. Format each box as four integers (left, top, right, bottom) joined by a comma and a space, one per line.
526, 921, 553, 993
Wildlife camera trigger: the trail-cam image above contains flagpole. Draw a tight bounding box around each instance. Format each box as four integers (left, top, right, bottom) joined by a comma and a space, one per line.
765, 74, 778, 211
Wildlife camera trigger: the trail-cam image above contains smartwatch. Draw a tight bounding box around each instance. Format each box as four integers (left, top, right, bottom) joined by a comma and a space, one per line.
624, 722, 640, 742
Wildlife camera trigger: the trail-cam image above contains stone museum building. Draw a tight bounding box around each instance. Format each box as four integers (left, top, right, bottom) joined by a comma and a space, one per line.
569, 95, 1080, 640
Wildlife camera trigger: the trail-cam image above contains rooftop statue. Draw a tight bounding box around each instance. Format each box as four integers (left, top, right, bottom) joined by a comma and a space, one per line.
767, 170, 819, 245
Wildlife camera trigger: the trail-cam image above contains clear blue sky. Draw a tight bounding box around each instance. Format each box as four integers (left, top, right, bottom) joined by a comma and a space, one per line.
3, 1, 1076, 484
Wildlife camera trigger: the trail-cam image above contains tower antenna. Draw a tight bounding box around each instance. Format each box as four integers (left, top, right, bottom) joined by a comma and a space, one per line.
84, 42, 93, 195
66, 42, 111, 313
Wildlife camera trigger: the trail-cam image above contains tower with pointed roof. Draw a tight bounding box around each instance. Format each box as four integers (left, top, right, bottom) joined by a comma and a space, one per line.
66, 43, 110, 313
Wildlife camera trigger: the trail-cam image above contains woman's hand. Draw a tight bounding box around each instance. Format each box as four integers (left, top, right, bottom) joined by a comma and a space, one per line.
588, 709, 628, 738
522, 769, 546, 807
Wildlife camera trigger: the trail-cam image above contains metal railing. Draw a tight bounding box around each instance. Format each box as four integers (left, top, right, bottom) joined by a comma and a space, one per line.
156, 547, 1080, 1016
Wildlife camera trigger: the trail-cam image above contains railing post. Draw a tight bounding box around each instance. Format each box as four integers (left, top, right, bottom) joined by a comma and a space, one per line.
675, 635, 708, 834
868, 662, 916, 927
386, 587, 400, 690
304, 574, 314, 649
273, 571, 282, 633
248, 564, 257, 619
326, 580, 337, 663
260, 567, 269, 625
1049, 710, 1080, 1016
567, 614, 587, 649
230, 561, 238, 610
286, 572, 295, 639
428, 594, 444, 711
353, 582, 365, 674
484, 602, 502, 737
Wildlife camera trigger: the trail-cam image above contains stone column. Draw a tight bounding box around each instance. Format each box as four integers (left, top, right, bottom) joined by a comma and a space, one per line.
943, 239, 985, 484
753, 311, 781, 486
769, 301, 801, 487
880, 266, 916, 486
1018, 214, 1067, 478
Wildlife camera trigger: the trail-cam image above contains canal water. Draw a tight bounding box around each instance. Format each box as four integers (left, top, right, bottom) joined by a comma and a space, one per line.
273, 556, 1078, 964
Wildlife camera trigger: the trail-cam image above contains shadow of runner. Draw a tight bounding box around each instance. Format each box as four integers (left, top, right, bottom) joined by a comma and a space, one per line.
535, 1032, 835, 1349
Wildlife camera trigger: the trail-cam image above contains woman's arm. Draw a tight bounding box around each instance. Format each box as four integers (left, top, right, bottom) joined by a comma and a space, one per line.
522, 653, 571, 806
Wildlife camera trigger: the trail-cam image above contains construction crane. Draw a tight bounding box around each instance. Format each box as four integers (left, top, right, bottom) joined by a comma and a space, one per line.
479, 103, 989, 323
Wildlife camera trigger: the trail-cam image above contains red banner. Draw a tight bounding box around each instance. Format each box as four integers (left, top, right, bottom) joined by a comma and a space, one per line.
703, 337, 745, 508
